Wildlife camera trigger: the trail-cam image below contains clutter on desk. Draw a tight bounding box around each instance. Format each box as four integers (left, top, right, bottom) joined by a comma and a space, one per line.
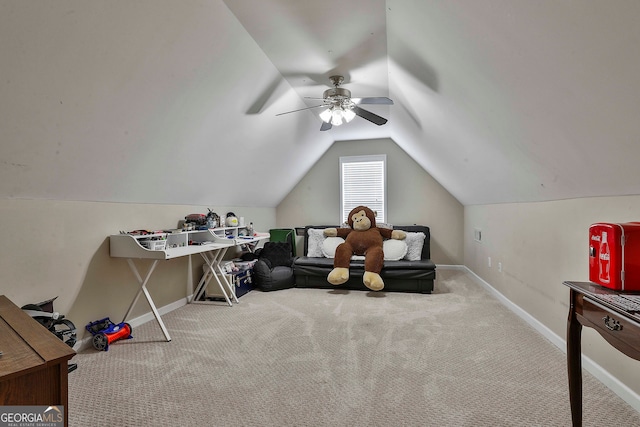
139, 238, 167, 250
120, 229, 160, 235
184, 209, 222, 230
185, 213, 207, 225
120, 231, 168, 250
206, 209, 219, 228
225, 212, 239, 227
180, 209, 257, 233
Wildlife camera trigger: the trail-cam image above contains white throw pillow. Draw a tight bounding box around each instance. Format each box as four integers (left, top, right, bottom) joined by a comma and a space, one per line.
322, 237, 345, 258
403, 232, 426, 261
307, 228, 326, 257
383, 239, 408, 261
321, 236, 408, 261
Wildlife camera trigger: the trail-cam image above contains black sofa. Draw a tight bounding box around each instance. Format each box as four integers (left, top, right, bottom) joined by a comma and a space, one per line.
293, 225, 436, 293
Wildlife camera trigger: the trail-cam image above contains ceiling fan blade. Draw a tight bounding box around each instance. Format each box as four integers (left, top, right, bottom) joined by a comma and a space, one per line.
353, 97, 394, 105
275, 104, 326, 116
246, 77, 286, 114
320, 121, 332, 131
353, 106, 388, 126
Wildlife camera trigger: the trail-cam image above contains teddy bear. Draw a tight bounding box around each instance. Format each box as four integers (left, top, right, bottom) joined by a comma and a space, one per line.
323, 205, 406, 291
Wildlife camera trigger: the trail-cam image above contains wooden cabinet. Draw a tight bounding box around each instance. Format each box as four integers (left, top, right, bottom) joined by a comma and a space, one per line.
564, 281, 640, 426
0, 295, 75, 426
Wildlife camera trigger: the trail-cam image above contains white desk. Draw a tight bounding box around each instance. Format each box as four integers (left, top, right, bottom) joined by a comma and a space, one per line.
110, 229, 267, 341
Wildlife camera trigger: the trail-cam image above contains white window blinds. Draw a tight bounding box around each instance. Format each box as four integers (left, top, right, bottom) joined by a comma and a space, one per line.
340, 155, 386, 224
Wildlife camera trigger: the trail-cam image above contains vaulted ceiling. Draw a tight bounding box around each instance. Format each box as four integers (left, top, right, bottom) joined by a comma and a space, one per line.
2, 1, 640, 207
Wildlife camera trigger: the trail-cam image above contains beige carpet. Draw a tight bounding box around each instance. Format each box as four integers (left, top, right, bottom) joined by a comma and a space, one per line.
68, 269, 640, 426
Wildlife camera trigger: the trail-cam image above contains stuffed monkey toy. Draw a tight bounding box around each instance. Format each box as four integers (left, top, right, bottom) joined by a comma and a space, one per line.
323, 206, 406, 291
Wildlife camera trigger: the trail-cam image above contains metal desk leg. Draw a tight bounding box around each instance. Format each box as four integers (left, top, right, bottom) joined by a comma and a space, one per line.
192, 254, 211, 303
214, 247, 239, 303
191, 248, 238, 306
187, 254, 193, 302
123, 259, 172, 342
192, 264, 212, 303
193, 251, 231, 306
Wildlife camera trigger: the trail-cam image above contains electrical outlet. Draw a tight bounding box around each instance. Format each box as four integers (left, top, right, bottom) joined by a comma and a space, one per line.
498, 262, 502, 272
488, 257, 491, 268
474, 228, 482, 242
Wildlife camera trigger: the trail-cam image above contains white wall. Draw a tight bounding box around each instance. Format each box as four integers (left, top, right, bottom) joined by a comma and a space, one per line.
0, 0, 329, 209
464, 195, 640, 397
276, 138, 464, 264
0, 198, 275, 340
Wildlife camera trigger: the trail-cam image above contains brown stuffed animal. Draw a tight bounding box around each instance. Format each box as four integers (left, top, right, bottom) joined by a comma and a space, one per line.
323, 206, 406, 291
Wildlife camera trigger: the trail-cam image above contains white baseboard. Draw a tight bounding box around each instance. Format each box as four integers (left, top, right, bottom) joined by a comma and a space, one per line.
74, 296, 190, 352
442, 265, 640, 413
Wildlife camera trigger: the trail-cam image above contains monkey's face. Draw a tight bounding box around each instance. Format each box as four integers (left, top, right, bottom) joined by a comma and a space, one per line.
351, 209, 372, 231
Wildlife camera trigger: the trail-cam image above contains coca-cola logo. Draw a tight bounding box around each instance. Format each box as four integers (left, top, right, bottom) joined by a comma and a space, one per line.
591, 235, 601, 241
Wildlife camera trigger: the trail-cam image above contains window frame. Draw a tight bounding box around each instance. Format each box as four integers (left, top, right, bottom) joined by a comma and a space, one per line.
339, 154, 387, 224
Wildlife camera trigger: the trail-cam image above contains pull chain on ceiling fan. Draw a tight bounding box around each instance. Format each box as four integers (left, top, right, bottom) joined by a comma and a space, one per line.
276, 75, 393, 131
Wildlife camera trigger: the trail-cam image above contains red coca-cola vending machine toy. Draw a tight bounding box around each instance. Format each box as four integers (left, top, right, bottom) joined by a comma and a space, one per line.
589, 222, 640, 291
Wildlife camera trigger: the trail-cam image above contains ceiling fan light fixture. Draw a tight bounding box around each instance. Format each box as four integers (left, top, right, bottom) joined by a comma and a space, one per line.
343, 106, 356, 123
330, 108, 344, 126
279, 75, 393, 131
319, 104, 356, 126
319, 108, 332, 123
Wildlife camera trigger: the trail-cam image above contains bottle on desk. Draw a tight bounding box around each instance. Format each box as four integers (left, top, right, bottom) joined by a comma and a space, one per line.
247, 222, 254, 236
599, 231, 610, 283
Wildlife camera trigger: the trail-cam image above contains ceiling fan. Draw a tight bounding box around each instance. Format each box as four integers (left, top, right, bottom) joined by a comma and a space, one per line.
276, 75, 393, 131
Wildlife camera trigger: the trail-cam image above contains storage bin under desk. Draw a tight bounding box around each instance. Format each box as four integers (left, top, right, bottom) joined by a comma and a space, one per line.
203, 269, 253, 300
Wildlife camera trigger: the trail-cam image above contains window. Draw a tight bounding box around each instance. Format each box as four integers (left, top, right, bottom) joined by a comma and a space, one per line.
340, 155, 386, 224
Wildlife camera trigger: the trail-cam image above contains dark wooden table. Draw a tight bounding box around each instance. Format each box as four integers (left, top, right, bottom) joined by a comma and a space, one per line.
0, 295, 76, 426
564, 281, 640, 427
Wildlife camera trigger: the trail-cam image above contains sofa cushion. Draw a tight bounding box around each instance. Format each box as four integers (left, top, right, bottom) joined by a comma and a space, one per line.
294, 256, 435, 271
